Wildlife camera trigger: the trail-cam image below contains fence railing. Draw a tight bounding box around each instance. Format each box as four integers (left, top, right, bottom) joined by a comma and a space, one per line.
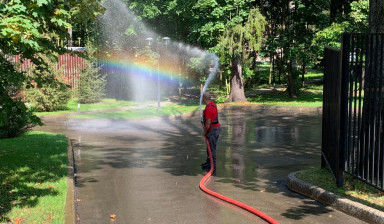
323, 33, 384, 191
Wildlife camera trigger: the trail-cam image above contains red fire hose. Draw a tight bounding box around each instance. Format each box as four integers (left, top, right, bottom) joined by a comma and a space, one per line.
199, 135, 280, 224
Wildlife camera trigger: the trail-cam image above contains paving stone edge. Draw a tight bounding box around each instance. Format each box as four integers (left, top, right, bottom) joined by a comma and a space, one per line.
287, 171, 384, 224
65, 138, 76, 224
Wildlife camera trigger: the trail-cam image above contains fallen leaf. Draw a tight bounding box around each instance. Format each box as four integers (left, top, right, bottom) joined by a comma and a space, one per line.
110, 214, 116, 220
14, 217, 22, 224
49, 185, 54, 189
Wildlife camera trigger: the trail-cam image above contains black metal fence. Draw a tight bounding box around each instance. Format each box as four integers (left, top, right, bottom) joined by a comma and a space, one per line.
323, 33, 384, 191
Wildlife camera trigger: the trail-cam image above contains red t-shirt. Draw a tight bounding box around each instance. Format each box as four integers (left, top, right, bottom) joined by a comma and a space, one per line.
203, 101, 220, 131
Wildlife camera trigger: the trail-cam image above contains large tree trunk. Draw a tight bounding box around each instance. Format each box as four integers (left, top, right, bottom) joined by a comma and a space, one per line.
269, 54, 273, 85
276, 53, 298, 98
369, 0, 384, 32
226, 55, 247, 102
67, 27, 73, 47
285, 61, 298, 98
301, 62, 306, 88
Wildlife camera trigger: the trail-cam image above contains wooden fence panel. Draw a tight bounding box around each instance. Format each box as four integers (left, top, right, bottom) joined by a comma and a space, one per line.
13, 53, 85, 89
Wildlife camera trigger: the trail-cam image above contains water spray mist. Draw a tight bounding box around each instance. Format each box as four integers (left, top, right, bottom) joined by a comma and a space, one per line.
199, 53, 220, 118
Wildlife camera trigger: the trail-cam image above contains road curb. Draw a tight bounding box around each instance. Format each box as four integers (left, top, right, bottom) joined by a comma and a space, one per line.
65, 138, 76, 224
287, 171, 384, 224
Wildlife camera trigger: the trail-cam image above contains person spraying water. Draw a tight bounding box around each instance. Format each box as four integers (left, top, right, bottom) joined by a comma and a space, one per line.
198, 54, 280, 223
200, 90, 221, 174
199, 53, 220, 174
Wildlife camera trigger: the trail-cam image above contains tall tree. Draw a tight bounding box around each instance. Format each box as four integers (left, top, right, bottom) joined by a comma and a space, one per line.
217, 8, 266, 102
259, 0, 328, 98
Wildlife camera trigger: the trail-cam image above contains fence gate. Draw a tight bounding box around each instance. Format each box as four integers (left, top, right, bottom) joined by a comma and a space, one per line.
323, 33, 384, 191
341, 33, 384, 191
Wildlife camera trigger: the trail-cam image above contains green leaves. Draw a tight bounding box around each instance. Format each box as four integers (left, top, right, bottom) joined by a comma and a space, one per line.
0, 0, 104, 138
50, 17, 70, 27
193, 0, 218, 10
216, 8, 266, 59
36, 0, 49, 7
311, 0, 368, 60
125, 24, 137, 36
6, 4, 27, 13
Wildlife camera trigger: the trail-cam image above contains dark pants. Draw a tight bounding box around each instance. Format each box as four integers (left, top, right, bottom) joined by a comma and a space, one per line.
206, 126, 221, 169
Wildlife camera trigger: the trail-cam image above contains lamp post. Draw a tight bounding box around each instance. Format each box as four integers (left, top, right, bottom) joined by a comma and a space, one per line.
146, 37, 155, 107
146, 37, 170, 110
145, 37, 153, 46
158, 37, 170, 110
162, 37, 170, 45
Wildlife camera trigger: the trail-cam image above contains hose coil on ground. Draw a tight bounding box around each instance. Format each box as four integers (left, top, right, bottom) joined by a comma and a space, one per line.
199, 136, 280, 224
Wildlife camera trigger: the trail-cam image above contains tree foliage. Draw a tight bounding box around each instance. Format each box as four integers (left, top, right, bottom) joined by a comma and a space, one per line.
124, 0, 262, 102
25, 56, 71, 112
0, 0, 104, 138
216, 8, 266, 102
217, 8, 266, 60
312, 0, 369, 60
125, 0, 329, 98
259, 0, 329, 97
78, 56, 106, 104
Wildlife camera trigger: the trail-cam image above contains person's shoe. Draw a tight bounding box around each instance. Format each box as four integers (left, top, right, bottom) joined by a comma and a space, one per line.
202, 164, 210, 170
201, 161, 210, 168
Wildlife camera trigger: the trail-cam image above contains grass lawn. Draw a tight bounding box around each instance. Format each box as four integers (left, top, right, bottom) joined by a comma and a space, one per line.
72, 103, 200, 119
297, 168, 384, 211
246, 83, 323, 107
305, 70, 323, 80
35, 98, 138, 116
0, 132, 68, 223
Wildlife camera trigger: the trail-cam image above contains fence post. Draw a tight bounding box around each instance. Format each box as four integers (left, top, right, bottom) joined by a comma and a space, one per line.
322, 46, 343, 185
339, 32, 351, 187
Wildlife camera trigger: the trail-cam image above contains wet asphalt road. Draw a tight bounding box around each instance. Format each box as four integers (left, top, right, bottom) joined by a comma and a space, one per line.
35, 107, 365, 224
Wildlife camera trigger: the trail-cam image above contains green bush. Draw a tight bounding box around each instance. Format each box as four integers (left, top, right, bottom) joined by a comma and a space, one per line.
78, 60, 106, 104
25, 60, 71, 112
0, 98, 41, 138
0, 54, 41, 138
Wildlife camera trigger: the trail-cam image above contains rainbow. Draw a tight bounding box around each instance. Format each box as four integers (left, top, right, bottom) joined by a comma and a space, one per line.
97, 54, 193, 85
